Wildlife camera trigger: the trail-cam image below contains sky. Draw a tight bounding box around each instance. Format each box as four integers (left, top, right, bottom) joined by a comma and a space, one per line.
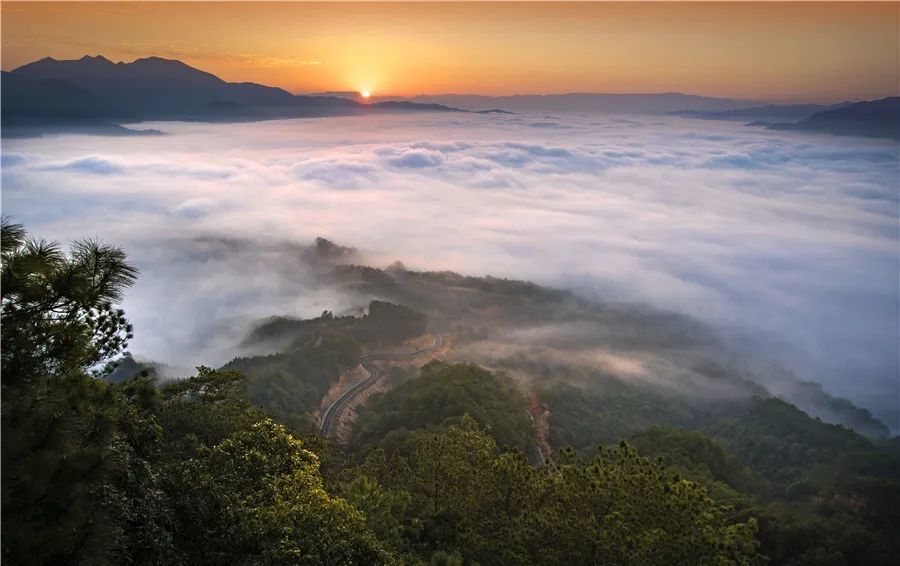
3, 113, 898, 427
2, 2, 898, 102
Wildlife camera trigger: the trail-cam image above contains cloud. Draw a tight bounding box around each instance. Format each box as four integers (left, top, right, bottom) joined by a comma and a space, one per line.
381, 148, 445, 169
173, 197, 218, 218
1, 153, 26, 167
42, 156, 123, 174
3, 112, 898, 427
293, 158, 379, 188
528, 121, 572, 129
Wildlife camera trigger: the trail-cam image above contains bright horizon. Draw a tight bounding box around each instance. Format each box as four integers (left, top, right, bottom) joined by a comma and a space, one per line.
3, 2, 898, 103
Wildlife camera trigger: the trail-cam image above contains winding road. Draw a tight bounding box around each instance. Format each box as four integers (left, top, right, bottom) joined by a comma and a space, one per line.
319, 333, 443, 437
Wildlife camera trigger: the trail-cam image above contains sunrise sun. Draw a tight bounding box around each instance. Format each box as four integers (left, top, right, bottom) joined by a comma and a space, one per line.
360, 90, 371, 99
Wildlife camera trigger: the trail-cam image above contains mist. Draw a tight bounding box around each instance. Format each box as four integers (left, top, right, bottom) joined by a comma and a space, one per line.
2, 112, 897, 426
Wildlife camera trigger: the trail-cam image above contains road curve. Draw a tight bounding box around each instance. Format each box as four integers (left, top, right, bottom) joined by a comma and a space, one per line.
319, 333, 443, 437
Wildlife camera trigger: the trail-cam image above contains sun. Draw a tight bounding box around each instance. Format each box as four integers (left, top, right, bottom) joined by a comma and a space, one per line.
360, 90, 371, 99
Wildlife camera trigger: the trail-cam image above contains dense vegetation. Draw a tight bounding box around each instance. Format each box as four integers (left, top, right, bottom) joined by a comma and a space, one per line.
539, 375, 900, 565
244, 300, 427, 351
1, 221, 387, 564
223, 330, 362, 432
337, 417, 760, 564
350, 361, 533, 456
2, 221, 897, 565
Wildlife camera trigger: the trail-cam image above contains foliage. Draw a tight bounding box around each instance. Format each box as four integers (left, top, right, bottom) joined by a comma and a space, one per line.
163, 419, 390, 564
628, 427, 763, 495
351, 416, 762, 564
350, 361, 533, 455
1, 223, 390, 565
1, 216, 137, 380
243, 300, 427, 351
1, 219, 140, 563
4, 222, 898, 565
540, 377, 698, 449
356, 300, 428, 346
540, 370, 900, 565
704, 397, 873, 490
223, 330, 361, 431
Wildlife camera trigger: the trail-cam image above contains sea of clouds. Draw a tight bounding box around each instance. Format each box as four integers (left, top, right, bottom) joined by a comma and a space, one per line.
2, 112, 898, 424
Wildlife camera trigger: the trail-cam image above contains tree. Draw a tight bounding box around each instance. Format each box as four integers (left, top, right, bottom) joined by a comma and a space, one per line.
359, 416, 762, 565
164, 419, 391, 564
1, 217, 137, 380
531, 443, 761, 565
1, 219, 141, 564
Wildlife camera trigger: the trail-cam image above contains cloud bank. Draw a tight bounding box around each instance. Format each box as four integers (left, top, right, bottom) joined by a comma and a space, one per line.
2, 112, 898, 426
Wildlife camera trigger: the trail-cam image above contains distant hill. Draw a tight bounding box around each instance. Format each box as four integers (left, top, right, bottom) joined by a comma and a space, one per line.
670, 103, 842, 121
372, 100, 461, 112
375, 92, 765, 114
768, 97, 900, 139
2, 55, 463, 136
304, 91, 363, 99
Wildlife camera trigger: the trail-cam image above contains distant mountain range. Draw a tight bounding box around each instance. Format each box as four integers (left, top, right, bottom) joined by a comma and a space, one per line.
767, 97, 900, 140
1, 55, 462, 136
669, 103, 848, 121
4, 55, 897, 140
373, 92, 766, 114
671, 98, 900, 140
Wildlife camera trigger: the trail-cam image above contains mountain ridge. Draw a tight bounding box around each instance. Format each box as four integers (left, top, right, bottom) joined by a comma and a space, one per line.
2, 55, 465, 136
374, 91, 769, 114
767, 96, 900, 139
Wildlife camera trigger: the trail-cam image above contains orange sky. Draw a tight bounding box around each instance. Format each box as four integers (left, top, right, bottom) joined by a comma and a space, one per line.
2, 2, 898, 102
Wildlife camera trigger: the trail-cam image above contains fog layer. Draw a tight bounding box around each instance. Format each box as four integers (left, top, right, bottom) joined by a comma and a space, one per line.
2, 112, 897, 424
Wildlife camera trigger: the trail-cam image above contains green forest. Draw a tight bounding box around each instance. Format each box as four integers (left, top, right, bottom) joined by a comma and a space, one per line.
3, 221, 899, 565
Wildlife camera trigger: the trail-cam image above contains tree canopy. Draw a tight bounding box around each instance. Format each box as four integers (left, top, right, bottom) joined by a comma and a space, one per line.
3, 220, 896, 565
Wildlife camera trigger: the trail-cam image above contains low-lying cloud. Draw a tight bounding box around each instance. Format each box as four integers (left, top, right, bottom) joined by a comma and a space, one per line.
2, 112, 898, 426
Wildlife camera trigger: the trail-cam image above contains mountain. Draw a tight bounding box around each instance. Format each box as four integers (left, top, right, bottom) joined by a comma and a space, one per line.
10, 55, 298, 117
2, 55, 462, 136
1, 69, 115, 119
372, 100, 461, 112
768, 97, 900, 139
375, 92, 766, 114
0, 70, 168, 137
670, 103, 842, 121
232, 239, 891, 439
304, 91, 363, 99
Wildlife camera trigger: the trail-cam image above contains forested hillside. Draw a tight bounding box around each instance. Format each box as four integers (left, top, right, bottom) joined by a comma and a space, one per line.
3, 221, 898, 565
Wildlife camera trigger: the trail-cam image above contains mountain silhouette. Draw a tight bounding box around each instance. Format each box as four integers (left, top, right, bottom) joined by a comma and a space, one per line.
377, 92, 766, 114
768, 97, 900, 140
669, 103, 846, 121
2, 55, 462, 136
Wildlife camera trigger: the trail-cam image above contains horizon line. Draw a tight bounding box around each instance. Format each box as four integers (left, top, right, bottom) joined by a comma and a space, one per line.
6, 52, 884, 107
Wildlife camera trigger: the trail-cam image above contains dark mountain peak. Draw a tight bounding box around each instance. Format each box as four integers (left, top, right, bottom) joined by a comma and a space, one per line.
16, 54, 112, 74
14, 54, 220, 82
79, 54, 112, 63
315, 237, 357, 259
128, 56, 222, 80
812, 96, 899, 119
132, 55, 188, 67
767, 96, 900, 139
